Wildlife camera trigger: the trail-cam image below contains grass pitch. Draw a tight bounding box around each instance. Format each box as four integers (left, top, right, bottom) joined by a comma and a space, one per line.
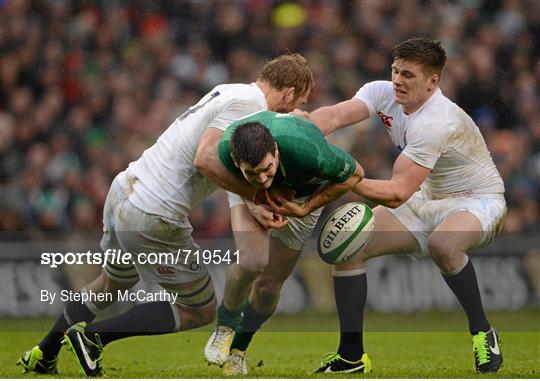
1, 309, 538, 378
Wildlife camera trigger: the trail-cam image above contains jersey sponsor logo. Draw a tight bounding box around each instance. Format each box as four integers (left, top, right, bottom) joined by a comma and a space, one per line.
337, 162, 351, 179
377, 111, 393, 130
157, 266, 175, 276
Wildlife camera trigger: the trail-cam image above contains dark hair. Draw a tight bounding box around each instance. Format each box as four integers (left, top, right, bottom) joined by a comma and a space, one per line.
392, 37, 447, 75
230, 122, 276, 167
258, 53, 314, 97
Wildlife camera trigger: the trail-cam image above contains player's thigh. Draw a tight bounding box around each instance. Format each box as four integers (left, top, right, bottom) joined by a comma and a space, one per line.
255, 236, 303, 287
429, 211, 483, 255
270, 205, 322, 253
428, 195, 506, 255
335, 205, 418, 271
253, 207, 320, 287
230, 203, 271, 272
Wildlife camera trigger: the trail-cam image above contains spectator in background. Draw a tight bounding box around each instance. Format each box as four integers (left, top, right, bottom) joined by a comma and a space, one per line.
0, 0, 538, 238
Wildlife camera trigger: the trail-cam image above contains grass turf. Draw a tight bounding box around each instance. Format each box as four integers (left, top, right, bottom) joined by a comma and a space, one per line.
1, 310, 539, 378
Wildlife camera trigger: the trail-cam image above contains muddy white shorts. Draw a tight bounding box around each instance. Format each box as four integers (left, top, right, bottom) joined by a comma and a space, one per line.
227, 192, 322, 251
100, 172, 208, 285
387, 190, 507, 257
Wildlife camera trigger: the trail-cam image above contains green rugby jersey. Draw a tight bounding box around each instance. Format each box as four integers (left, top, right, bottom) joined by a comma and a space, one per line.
218, 111, 356, 198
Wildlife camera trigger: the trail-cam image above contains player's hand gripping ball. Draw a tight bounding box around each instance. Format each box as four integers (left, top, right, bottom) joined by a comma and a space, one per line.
317, 202, 374, 264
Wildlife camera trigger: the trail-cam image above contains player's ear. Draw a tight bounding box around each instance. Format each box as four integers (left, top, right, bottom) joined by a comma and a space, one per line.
428, 73, 439, 90
283, 87, 295, 103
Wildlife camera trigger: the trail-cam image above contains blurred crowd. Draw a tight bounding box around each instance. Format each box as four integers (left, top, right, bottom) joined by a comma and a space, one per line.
1, 0, 539, 238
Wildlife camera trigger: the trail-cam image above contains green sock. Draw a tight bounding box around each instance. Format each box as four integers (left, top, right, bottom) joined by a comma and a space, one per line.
217, 301, 242, 328
231, 302, 272, 351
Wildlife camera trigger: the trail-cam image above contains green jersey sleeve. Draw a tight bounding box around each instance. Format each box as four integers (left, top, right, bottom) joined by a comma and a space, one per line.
315, 141, 357, 183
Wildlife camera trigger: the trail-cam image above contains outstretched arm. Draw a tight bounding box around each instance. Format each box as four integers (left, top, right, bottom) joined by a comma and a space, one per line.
306, 98, 370, 136
353, 153, 430, 208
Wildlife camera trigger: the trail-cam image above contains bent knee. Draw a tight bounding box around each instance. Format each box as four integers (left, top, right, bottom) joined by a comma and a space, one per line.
196, 299, 217, 326
333, 248, 370, 272
427, 235, 457, 260
427, 235, 467, 273
175, 298, 216, 330
236, 255, 268, 278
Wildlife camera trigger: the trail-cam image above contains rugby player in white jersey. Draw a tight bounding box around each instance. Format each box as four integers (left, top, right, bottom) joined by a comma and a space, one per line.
17, 54, 313, 377
288, 37, 506, 374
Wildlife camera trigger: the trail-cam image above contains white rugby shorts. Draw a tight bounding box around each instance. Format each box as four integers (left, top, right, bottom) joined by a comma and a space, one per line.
387, 190, 507, 257
100, 172, 208, 284
227, 192, 322, 251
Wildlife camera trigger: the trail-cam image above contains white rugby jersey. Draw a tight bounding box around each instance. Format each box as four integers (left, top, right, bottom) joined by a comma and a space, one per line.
354, 81, 504, 196
123, 83, 267, 220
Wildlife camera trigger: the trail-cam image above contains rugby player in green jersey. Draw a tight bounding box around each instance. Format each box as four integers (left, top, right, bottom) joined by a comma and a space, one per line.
204, 111, 364, 375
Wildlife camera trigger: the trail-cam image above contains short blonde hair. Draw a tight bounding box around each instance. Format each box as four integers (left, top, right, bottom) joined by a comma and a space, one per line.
258, 53, 314, 97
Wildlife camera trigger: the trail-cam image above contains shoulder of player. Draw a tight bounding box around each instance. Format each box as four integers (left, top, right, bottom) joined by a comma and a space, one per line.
215, 83, 267, 106
356, 80, 393, 97
363, 80, 393, 89
375, 80, 393, 90
354, 80, 394, 115
406, 105, 455, 143
415, 91, 458, 127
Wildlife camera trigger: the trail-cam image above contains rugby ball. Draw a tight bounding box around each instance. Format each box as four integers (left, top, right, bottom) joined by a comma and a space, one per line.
317, 202, 374, 264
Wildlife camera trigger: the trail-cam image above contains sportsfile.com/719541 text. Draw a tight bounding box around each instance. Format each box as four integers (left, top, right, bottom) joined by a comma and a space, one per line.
40, 249, 240, 268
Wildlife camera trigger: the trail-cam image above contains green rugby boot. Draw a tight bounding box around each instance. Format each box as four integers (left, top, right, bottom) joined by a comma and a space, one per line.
473, 327, 503, 373
62, 322, 104, 377
16, 346, 58, 374
314, 352, 372, 374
